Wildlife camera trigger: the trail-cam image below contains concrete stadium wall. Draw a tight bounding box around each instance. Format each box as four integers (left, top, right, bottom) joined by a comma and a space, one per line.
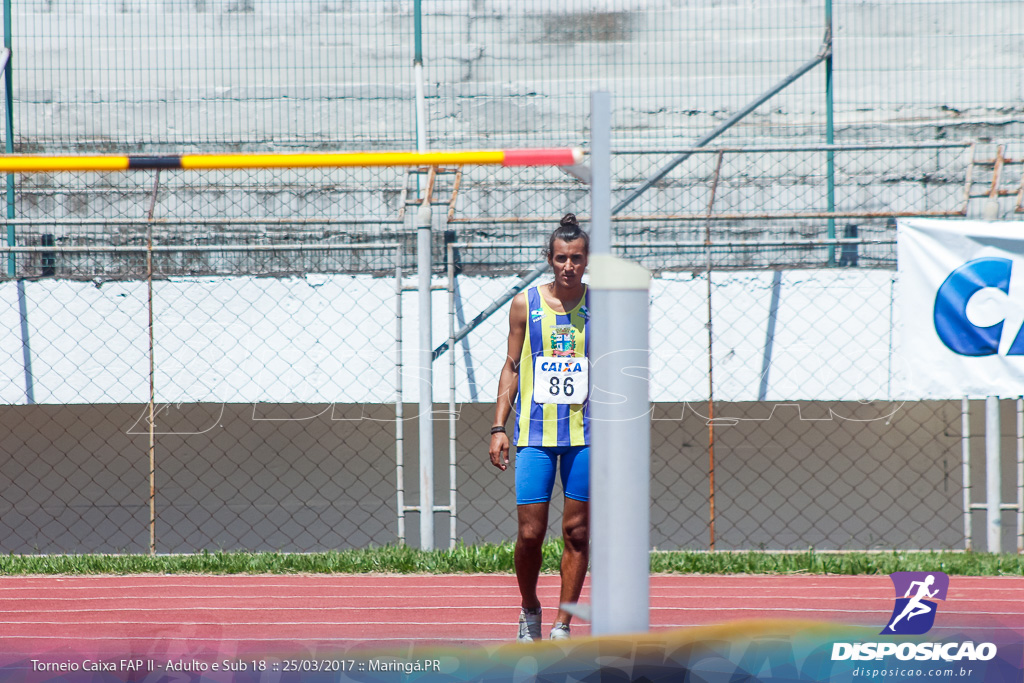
10, 1, 1024, 147
0, 270, 917, 406
1, 400, 1002, 555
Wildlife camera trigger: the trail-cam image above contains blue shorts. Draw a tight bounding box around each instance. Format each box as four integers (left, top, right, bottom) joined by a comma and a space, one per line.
514, 445, 590, 505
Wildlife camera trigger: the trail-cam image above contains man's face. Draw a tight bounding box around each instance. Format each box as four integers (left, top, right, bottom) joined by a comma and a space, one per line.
548, 238, 588, 289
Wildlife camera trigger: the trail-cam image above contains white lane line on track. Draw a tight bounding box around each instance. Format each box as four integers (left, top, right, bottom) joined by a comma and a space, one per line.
0, 584, 523, 589
0, 587, 566, 595
3, 626, 1022, 644
0, 635, 516, 642
2, 606, 1020, 617
2, 584, 1020, 594
1, 594, 1020, 604
4, 614, 1019, 626
0, 607, 527, 615
0, 579, 925, 585
0, 621, 558, 627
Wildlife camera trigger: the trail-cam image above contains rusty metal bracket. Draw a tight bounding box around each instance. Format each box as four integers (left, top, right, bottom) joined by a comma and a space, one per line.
963, 143, 1024, 215
989, 145, 1006, 199
422, 165, 437, 208
447, 166, 463, 222
962, 143, 977, 214
1016, 166, 1024, 213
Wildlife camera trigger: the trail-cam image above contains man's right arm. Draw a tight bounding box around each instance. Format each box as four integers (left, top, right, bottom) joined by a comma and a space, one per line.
489, 292, 527, 471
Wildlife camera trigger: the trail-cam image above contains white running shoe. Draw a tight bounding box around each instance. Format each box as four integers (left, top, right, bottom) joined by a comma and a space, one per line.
549, 622, 571, 640
517, 607, 542, 643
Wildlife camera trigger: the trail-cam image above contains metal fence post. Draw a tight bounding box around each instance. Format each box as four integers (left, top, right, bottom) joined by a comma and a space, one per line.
395, 245, 406, 545
413, 0, 427, 154
986, 395, 1001, 553
417, 202, 435, 551
446, 240, 457, 549
962, 396, 972, 551
1017, 397, 1023, 554
590, 91, 612, 254
4, 0, 14, 277
825, 0, 836, 266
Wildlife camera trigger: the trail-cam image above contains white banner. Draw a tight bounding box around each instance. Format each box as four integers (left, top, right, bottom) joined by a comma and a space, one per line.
898, 218, 1024, 398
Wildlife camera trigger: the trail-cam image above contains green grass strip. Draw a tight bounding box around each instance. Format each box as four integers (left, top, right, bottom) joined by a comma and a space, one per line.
648, 549, 1024, 576
1, 543, 1022, 576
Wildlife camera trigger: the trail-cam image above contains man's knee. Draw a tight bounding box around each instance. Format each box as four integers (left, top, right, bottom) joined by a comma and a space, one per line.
562, 519, 588, 551
517, 508, 549, 547
518, 525, 546, 550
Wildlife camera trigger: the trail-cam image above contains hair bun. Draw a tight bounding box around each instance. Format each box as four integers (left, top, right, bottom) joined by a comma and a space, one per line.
560, 213, 579, 228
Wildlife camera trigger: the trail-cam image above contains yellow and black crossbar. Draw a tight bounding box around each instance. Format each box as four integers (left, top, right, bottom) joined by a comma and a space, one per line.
0, 148, 584, 173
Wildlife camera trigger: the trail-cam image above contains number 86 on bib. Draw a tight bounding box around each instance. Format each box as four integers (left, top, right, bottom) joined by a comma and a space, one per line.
532, 356, 589, 405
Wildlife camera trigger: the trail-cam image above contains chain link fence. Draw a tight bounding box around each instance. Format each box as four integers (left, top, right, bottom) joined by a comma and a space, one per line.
443, 242, 976, 551
2, 155, 1019, 553
7, 1, 1023, 150
0, 236, 405, 553
2, 226, 1018, 553
3, 1, 1023, 553
9, 167, 406, 257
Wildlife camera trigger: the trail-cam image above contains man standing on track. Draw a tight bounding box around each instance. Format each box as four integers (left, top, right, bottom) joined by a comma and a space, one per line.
489, 213, 591, 643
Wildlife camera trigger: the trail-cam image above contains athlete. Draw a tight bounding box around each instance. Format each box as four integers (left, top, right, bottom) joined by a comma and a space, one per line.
489, 213, 590, 643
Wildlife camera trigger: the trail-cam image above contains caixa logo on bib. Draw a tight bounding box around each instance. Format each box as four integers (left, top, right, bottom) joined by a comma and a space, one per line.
934, 257, 1024, 356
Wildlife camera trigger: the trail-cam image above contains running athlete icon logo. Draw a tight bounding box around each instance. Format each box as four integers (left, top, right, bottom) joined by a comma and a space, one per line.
881, 572, 949, 635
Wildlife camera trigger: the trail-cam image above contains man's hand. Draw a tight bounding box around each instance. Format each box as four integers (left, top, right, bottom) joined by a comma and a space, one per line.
489, 432, 510, 471
490, 292, 524, 473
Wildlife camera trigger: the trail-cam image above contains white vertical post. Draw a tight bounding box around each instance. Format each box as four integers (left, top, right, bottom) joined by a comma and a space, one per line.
413, 0, 427, 155
590, 257, 651, 636
414, 63, 428, 155
589, 91, 612, 255
986, 395, 1001, 553
589, 90, 652, 636
417, 203, 435, 550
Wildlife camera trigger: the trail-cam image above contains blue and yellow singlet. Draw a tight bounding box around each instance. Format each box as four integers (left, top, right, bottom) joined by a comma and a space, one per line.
514, 285, 590, 447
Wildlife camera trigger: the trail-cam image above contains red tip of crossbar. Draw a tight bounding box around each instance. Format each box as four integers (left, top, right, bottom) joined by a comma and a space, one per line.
502, 148, 584, 167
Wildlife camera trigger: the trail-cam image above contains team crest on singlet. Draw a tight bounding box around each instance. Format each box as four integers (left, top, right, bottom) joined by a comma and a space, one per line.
550, 326, 576, 357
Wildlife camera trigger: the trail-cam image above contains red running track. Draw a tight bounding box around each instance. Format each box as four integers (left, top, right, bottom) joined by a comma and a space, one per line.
1, 574, 1022, 659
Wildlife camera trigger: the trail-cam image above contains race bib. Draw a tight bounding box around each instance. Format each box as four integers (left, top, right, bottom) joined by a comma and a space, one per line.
533, 356, 589, 405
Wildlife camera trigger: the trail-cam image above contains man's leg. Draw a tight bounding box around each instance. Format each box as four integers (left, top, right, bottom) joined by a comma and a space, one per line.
555, 497, 589, 626
515, 502, 550, 610
513, 446, 557, 641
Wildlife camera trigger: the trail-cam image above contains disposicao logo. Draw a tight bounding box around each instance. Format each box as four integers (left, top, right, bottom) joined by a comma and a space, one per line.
831, 572, 998, 663
881, 571, 948, 635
